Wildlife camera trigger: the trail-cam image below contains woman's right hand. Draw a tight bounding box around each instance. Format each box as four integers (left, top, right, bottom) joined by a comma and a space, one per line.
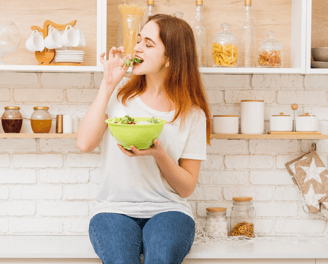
100, 46, 133, 87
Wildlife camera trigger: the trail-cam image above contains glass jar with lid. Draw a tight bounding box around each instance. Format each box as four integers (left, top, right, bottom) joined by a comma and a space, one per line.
30, 107, 52, 133
230, 196, 255, 238
204, 207, 228, 238
1, 106, 23, 133
258, 30, 283, 68
212, 22, 238, 67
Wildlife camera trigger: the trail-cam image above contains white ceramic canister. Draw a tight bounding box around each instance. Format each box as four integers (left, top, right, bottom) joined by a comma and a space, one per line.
296, 113, 318, 132
270, 112, 293, 132
241, 100, 264, 134
213, 115, 239, 134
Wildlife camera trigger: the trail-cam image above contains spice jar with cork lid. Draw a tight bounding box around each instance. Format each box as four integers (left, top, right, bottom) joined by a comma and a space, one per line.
1, 106, 23, 133
230, 196, 255, 238
204, 207, 228, 238
30, 107, 52, 133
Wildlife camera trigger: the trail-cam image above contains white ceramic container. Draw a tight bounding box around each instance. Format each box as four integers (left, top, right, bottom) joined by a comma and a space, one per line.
270, 112, 293, 132
296, 113, 318, 132
213, 115, 239, 134
241, 100, 264, 134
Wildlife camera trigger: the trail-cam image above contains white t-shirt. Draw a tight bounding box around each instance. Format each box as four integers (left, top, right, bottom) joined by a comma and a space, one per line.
89, 78, 207, 221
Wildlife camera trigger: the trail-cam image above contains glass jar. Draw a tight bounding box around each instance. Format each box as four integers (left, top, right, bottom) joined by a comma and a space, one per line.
30, 107, 52, 133
213, 22, 238, 67
204, 207, 228, 238
258, 30, 283, 68
230, 197, 255, 238
1, 106, 23, 133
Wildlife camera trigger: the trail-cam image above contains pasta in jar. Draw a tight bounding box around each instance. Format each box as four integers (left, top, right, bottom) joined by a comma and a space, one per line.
212, 22, 238, 68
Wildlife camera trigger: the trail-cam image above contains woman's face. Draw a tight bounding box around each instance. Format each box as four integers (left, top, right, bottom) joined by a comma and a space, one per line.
132, 21, 168, 75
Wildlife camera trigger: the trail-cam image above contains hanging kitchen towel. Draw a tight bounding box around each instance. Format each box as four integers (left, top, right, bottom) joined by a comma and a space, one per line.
285, 147, 328, 215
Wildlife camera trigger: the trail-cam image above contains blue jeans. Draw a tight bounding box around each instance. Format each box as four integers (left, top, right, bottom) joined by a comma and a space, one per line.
88, 211, 195, 264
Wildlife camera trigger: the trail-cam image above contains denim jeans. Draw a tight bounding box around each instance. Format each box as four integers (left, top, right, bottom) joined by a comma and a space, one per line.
88, 211, 195, 264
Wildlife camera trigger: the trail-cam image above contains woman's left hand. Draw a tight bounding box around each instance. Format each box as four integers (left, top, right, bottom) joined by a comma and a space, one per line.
117, 139, 165, 159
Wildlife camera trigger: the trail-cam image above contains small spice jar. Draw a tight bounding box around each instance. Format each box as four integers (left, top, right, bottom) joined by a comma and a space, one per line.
258, 30, 283, 68
30, 107, 52, 133
212, 22, 238, 67
204, 207, 228, 238
1, 106, 23, 133
230, 197, 255, 238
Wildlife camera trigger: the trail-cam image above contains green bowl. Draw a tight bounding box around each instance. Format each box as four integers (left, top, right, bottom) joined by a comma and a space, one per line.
105, 117, 167, 150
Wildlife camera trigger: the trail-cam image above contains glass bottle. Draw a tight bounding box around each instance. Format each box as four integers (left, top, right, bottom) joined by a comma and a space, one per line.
141, 0, 155, 29
258, 30, 283, 68
204, 207, 228, 238
238, 0, 257, 67
213, 22, 238, 67
30, 107, 52, 133
192, 0, 207, 67
230, 196, 255, 238
1, 106, 23, 133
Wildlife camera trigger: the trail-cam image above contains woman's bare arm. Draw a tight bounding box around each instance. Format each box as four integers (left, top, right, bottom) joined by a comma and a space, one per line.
77, 47, 133, 152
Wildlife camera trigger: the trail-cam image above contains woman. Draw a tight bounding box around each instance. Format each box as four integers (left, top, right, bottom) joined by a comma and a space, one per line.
78, 14, 211, 264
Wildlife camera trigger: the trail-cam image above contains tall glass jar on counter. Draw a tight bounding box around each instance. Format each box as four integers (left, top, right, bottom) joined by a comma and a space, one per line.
212, 22, 238, 67
30, 107, 52, 133
258, 30, 283, 68
204, 207, 228, 238
230, 197, 255, 238
1, 106, 23, 133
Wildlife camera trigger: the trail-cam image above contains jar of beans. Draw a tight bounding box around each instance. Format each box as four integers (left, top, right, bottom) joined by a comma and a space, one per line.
204, 207, 228, 238
230, 196, 255, 238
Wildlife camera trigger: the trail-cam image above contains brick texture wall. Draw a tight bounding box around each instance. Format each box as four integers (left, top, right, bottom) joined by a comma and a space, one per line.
0, 72, 327, 236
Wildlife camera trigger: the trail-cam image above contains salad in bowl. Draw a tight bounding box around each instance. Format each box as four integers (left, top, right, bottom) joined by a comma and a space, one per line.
105, 115, 166, 149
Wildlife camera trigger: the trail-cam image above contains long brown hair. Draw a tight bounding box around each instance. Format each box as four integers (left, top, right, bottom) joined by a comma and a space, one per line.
117, 14, 212, 145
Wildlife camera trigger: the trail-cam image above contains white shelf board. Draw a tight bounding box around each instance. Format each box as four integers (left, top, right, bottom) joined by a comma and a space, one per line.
126, 67, 303, 74
0, 65, 101, 72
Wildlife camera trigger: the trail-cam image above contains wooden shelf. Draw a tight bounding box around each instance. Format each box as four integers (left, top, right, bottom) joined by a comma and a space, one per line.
0, 133, 77, 139
211, 134, 328, 139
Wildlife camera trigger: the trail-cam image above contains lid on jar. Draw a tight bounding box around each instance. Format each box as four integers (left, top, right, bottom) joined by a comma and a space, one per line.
196, 0, 203, 6
213, 115, 239, 117
298, 113, 316, 117
272, 112, 290, 117
259, 30, 282, 50
233, 196, 253, 202
206, 207, 227, 212
147, 0, 154, 5
213, 22, 237, 43
241, 100, 264, 102
245, 0, 252, 6
33, 107, 49, 110
4, 106, 20, 110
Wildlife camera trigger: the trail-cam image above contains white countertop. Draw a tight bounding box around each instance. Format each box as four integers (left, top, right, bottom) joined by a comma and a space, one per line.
1, 236, 328, 259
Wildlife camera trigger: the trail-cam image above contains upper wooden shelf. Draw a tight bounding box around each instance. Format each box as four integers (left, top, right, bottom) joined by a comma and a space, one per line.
211, 134, 328, 140
0, 133, 77, 139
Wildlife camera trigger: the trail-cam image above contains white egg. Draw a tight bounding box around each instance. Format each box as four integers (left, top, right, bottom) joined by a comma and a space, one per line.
213, 232, 220, 238
219, 222, 228, 229
218, 217, 225, 223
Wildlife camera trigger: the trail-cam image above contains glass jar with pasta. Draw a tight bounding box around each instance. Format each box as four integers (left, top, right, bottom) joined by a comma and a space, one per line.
212, 22, 238, 67
258, 30, 283, 68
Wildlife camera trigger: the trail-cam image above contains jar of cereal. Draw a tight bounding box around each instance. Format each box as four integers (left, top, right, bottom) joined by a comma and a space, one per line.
204, 207, 228, 238
230, 196, 255, 238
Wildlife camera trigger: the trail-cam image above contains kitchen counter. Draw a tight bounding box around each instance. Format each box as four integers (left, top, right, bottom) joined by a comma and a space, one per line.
1, 236, 328, 259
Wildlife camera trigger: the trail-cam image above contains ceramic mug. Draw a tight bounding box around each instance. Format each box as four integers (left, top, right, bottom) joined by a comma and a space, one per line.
75, 26, 86, 47
45, 27, 62, 49
60, 25, 79, 47
25, 30, 45, 52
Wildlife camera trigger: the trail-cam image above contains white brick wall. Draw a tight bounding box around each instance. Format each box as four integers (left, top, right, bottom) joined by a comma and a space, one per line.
1, 72, 328, 236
